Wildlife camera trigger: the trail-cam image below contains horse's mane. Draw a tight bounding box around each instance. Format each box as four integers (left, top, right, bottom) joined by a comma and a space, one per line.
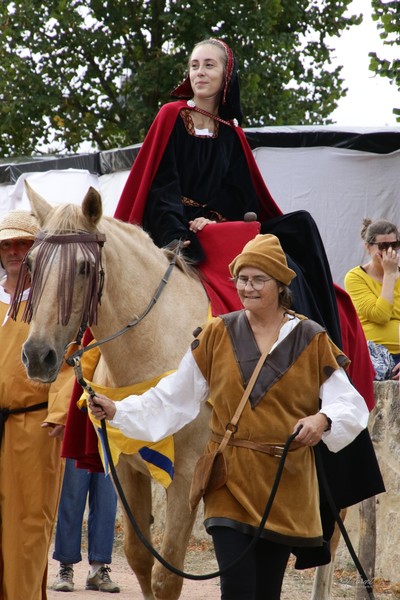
43, 203, 201, 282
105, 215, 201, 282
162, 247, 201, 281
41, 203, 97, 233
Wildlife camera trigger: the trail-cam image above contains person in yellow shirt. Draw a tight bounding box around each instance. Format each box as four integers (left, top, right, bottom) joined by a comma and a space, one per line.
344, 217, 400, 380
0, 210, 75, 600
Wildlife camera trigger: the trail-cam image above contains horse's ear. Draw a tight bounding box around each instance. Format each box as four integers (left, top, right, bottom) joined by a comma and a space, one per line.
82, 187, 102, 226
24, 179, 52, 226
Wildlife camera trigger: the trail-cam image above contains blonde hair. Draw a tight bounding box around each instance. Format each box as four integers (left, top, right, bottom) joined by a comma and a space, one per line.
188, 39, 228, 70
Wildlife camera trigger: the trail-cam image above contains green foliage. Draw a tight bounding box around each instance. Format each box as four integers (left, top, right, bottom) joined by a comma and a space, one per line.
370, 0, 400, 122
0, 0, 360, 156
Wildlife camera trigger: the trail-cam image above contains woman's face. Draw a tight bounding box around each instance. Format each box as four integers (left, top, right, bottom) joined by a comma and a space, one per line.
367, 233, 399, 263
235, 267, 281, 314
189, 44, 225, 104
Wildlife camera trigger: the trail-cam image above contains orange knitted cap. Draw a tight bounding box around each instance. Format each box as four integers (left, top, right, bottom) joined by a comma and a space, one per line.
229, 234, 296, 285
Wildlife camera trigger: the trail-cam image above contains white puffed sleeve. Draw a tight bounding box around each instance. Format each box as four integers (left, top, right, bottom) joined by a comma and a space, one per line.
320, 368, 370, 452
109, 349, 209, 441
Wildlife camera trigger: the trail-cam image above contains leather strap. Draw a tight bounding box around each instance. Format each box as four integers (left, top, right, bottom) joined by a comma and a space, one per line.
210, 432, 301, 456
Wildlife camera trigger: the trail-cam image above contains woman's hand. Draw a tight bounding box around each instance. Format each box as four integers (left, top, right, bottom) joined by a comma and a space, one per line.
189, 217, 213, 233
41, 423, 65, 439
381, 247, 399, 276
390, 363, 400, 381
292, 413, 330, 446
88, 394, 117, 421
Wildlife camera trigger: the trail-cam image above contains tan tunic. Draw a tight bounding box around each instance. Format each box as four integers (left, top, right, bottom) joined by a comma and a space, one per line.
191, 313, 348, 547
0, 299, 74, 600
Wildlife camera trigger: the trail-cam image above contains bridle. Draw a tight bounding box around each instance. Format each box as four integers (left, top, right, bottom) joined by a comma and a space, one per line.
65, 239, 183, 382
10, 230, 106, 329
11, 229, 183, 385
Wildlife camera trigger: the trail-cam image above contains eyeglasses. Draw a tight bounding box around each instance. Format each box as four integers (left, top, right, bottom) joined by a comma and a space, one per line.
233, 275, 273, 291
370, 241, 400, 252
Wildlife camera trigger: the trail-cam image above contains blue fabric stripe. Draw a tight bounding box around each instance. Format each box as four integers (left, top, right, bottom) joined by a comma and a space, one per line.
139, 446, 175, 480
97, 427, 111, 475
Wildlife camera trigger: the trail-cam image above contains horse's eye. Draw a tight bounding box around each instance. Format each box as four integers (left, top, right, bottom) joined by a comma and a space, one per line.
25, 257, 32, 272
78, 261, 92, 276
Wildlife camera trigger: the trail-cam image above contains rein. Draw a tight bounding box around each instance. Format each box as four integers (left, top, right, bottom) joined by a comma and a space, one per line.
100, 419, 303, 580
97, 418, 376, 597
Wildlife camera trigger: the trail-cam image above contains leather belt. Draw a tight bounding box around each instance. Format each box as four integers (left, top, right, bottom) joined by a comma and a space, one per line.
210, 432, 302, 458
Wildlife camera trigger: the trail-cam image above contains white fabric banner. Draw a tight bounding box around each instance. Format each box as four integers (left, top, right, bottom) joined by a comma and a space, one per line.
2, 145, 400, 287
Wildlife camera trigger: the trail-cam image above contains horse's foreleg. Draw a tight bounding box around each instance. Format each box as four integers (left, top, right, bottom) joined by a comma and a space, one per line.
116, 455, 155, 600
310, 508, 347, 600
151, 472, 198, 600
311, 561, 335, 600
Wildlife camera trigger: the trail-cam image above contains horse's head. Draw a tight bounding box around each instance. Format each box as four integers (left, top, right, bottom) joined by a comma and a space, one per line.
18, 181, 105, 382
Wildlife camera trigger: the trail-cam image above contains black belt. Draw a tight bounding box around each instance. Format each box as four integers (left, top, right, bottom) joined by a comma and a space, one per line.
0, 402, 48, 444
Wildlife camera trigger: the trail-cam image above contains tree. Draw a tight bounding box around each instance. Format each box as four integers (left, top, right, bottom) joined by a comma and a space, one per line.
0, 0, 361, 156
370, 0, 400, 121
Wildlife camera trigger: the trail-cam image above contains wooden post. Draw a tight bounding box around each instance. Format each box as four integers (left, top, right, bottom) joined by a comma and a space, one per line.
355, 497, 376, 600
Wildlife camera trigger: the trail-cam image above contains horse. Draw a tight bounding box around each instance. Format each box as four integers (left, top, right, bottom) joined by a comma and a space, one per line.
19, 182, 212, 600
19, 182, 346, 600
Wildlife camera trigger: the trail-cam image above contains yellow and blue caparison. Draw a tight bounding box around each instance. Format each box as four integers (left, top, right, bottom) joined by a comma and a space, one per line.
77, 345, 175, 488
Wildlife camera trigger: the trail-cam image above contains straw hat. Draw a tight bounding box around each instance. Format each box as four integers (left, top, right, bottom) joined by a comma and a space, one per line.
229, 234, 296, 285
0, 210, 39, 242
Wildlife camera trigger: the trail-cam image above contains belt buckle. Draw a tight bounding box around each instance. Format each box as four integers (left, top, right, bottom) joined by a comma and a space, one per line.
273, 445, 285, 458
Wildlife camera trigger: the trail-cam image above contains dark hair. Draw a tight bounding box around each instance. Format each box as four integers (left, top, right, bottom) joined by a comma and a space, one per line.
278, 284, 292, 310
361, 218, 399, 245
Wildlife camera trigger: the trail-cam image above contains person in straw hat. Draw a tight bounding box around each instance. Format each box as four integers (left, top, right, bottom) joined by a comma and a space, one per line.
89, 233, 375, 600
0, 210, 75, 600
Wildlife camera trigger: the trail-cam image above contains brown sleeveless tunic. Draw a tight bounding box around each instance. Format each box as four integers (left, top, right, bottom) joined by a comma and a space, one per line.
191, 311, 349, 547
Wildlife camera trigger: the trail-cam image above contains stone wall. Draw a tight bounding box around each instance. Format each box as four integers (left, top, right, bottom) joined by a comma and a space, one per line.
334, 380, 400, 583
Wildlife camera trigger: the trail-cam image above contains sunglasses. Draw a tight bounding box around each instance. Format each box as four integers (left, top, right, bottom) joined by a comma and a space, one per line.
370, 241, 400, 252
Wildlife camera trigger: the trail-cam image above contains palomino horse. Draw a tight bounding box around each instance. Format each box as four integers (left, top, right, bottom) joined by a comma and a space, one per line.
19, 183, 341, 600
20, 183, 211, 600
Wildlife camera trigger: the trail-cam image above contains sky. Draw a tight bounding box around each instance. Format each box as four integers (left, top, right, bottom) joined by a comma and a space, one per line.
329, 0, 399, 127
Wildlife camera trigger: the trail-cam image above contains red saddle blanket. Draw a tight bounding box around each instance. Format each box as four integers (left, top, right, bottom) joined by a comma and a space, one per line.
196, 221, 261, 315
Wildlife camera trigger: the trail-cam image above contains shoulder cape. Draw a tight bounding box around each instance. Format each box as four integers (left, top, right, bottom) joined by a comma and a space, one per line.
114, 100, 281, 225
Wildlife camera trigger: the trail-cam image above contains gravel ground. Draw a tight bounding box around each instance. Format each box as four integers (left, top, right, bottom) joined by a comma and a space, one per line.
46, 521, 394, 599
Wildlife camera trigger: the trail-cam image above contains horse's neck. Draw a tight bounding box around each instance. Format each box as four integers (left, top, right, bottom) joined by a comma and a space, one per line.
91, 224, 208, 387
92, 279, 208, 387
